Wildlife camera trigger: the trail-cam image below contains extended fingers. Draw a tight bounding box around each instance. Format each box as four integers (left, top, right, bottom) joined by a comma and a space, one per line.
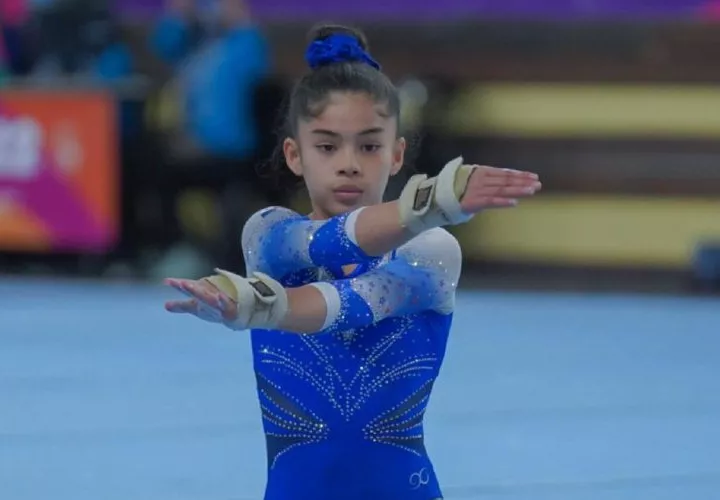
164, 277, 237, 323
478, 176, 542, 189
459, 167, 542, 214
467, 166, 541, 197
465, 182, 540, 201
479, 165, 539, 180
165, 298, 199, 314
485, 184, 541, 198
176, 280, 220, 308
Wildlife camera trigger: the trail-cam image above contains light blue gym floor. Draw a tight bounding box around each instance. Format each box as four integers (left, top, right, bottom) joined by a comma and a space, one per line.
2, 279, 719, 499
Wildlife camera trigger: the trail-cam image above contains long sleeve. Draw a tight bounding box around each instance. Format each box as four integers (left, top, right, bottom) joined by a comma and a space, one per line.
309, 228, 462, 333
241, 207, 376, 279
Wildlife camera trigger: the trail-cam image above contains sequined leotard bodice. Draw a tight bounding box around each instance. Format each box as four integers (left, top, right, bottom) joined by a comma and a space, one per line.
242, 207, 462, 500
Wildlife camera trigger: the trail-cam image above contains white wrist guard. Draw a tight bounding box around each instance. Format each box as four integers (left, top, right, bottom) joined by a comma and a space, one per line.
204, 269, 288, 331
398, 156, 477, 234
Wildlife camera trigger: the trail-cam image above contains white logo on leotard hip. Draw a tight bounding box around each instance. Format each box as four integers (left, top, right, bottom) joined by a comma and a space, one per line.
409, 467, 430, 490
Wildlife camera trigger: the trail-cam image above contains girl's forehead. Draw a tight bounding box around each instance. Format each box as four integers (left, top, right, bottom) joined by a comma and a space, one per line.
302, 93, 393, 133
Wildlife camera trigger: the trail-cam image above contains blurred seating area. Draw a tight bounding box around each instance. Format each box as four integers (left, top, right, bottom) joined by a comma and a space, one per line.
1, 0, 720, 291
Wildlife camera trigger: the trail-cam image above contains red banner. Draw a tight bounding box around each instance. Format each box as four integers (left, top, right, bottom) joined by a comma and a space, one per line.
0, 90, 119, 253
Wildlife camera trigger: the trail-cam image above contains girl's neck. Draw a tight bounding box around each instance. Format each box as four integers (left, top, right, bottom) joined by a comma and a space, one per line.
308, 211, 326, 221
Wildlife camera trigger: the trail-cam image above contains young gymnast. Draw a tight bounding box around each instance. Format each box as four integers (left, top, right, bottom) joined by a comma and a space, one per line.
165, 24, 541, 500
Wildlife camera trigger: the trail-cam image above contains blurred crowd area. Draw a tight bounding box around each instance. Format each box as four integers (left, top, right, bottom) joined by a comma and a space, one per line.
1, 0, 720, 292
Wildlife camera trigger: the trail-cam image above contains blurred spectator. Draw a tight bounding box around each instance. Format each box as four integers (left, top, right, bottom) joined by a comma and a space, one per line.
150, 0, 270, 160
30, 0, 133, 81
0, 0, 28, 76
147, 0, 276, 274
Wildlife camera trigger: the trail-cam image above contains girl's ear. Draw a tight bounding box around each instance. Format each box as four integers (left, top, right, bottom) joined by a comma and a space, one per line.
283, 138, 304, 177
390, 137, 406, 176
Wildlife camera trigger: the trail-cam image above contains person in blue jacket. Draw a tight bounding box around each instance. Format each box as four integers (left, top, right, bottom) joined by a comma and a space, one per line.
151, 0, 270, 159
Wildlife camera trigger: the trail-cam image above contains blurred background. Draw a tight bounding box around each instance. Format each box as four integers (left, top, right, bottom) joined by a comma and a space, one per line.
2, 1, 720, 499
0, 0, 719, 289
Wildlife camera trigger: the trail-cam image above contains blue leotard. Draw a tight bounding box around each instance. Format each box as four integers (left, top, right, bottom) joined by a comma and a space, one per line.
242, 206, 462, 500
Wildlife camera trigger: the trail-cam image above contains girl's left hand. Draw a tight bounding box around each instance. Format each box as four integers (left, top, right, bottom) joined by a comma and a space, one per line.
460, 165, 542, 213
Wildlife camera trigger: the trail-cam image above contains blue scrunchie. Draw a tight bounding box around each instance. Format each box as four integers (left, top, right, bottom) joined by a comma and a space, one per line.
305, 34, 381, 71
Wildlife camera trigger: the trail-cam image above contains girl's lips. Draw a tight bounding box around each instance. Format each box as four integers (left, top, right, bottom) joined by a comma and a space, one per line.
333, 187, 364, 202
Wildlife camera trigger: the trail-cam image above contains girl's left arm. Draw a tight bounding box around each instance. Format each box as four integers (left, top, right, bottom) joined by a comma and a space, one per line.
278, 228, 462, 334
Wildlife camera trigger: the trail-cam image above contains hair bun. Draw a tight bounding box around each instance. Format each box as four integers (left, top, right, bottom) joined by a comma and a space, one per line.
304, 24, 380, 71
307, 24, 369, 50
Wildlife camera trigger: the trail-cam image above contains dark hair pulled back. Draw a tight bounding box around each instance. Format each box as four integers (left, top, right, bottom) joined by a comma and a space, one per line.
268, 24, 401, 193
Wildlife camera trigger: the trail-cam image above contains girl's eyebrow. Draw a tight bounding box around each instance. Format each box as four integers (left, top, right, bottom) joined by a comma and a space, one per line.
311, 127, 385, 137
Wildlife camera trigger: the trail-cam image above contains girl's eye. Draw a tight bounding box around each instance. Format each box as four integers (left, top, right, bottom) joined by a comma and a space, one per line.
361, 144, 382, 153
316, 144, 336, 153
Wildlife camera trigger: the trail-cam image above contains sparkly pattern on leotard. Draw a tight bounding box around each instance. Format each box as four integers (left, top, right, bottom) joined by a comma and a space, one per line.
242, 207, 461, 500
241, 206, 373, 279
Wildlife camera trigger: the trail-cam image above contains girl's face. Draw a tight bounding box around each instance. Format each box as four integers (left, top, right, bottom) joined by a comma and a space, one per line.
283, 92, 405, 220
